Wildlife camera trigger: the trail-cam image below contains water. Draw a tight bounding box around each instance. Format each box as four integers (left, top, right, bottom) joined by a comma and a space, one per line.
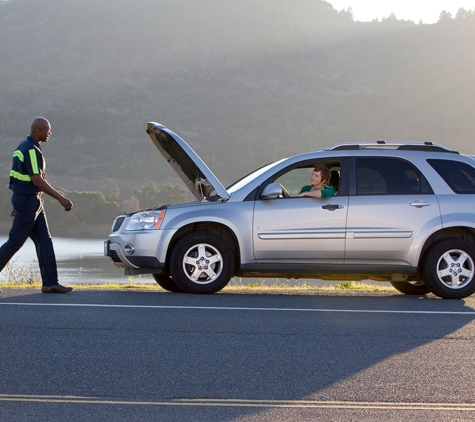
0, 237, 155, 285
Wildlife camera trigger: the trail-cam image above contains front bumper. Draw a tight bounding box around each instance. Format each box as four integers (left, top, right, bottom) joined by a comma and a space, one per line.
104, 239, 164, 275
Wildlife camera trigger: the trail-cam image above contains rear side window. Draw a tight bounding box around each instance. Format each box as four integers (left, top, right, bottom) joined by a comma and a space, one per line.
354, 157, 432, 195
427, 159, 475, 194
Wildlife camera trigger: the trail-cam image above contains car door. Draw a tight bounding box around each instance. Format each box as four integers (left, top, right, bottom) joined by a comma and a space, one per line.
253, 161, 348, 263
345, 156, 441, 266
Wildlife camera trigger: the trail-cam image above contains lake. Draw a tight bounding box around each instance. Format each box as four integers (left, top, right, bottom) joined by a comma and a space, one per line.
0, 237, 155, 285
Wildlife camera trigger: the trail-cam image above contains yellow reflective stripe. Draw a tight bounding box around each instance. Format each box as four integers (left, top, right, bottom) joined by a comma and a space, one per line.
9, 170, 32, 182
13, 150, 24, 162
28, 149, 40, 174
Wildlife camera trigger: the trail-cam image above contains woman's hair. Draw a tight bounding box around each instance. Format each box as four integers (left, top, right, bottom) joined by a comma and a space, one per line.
314, 166, 331, 184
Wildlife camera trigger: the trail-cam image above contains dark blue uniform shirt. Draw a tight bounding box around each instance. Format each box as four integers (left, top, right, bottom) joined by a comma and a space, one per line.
9, 136, 44, 195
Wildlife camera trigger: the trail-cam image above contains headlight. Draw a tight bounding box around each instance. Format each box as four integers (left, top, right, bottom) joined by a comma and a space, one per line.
125, 210, 166, 231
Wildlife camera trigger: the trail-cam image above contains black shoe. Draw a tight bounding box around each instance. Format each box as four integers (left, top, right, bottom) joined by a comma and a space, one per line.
42, 284, 73, 293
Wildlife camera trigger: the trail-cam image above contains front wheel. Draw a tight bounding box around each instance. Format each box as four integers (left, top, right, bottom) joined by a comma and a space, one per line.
390, 280, 431, 296
422, 239, 475, 299
169, 232, 234, 294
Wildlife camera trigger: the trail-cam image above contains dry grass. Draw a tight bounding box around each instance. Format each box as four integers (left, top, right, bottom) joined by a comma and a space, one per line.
0, 273, 396, 293
0, 262, 396, 292
0, 258, 41, 285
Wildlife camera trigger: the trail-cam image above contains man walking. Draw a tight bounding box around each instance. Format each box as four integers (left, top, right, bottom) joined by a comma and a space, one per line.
0, 117, 74, 293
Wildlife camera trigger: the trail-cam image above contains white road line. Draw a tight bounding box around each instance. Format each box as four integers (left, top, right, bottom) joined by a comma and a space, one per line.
1, 395, 475, 410
0, 302, 475, 315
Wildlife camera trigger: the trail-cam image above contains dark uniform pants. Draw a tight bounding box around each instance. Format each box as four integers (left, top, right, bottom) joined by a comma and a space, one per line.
0, 193, 58, 286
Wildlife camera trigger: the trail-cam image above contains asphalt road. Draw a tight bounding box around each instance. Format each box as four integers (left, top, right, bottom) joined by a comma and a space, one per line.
1, 288, 475, 421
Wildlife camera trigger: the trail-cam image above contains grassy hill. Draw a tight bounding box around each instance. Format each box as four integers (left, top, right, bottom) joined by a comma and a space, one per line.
0, 0, 474, 194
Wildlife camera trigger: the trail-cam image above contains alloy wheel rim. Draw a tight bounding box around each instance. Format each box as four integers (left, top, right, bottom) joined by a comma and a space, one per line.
182, 243, 223, 284
436, 249, 474, 290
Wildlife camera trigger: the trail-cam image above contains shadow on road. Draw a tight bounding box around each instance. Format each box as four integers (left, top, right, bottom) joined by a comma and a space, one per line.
1, 289, 474, 420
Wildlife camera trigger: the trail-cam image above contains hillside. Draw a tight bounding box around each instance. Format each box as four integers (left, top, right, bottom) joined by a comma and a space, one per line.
0, 0, 474, 194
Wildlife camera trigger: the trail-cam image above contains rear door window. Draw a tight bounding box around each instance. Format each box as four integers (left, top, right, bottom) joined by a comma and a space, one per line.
353, 157, 432, 195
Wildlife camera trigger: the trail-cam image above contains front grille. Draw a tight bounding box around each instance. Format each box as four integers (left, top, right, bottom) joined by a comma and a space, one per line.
112, 216, 125, 232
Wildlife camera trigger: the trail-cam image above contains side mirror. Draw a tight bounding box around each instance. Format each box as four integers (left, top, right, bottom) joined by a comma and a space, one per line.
260, 183, 284, 199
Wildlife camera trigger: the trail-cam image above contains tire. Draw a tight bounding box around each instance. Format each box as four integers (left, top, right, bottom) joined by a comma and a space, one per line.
390, 280, 431, 296
422, 239, 475, 299
152, 274, 184, 293
169, 231, 234, 294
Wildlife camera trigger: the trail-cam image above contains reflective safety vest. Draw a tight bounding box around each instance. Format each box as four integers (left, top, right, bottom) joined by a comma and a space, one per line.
9, 136, 44, 195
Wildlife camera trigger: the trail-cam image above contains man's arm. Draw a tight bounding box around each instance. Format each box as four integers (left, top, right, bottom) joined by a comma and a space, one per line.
31, 174, 73, 211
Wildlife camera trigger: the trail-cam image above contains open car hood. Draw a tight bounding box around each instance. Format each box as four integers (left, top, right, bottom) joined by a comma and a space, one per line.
146, 122, 230, 202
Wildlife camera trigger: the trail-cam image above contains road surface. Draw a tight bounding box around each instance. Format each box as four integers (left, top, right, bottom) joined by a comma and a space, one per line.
1, 288, 475, 421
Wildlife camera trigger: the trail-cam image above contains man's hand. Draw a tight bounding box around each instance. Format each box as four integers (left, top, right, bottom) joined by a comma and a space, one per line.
60, 197, 73, 212
10, 208, 16, 218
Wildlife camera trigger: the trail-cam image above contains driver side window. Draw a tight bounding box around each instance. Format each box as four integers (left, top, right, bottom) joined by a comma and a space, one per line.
275, 167, 314, 197
275, 163, 341, 197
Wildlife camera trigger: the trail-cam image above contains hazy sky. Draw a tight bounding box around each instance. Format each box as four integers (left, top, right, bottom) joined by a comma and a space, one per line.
328, 0, 475, 23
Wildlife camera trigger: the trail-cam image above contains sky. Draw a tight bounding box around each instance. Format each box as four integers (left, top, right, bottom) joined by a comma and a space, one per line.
327, 0, 475, 23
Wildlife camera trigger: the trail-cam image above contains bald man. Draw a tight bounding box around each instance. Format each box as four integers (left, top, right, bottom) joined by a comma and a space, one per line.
0, 117, 74, 293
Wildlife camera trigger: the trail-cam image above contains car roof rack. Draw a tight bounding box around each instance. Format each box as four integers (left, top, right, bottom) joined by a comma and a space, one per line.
326, 141, 458, 153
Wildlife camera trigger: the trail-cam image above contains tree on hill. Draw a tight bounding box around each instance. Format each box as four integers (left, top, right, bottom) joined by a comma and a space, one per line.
0, 0, 473, 190
133, 181, 189, 210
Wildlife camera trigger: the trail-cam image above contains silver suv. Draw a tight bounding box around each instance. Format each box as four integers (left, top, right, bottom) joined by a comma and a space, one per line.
105, 122, 475, 299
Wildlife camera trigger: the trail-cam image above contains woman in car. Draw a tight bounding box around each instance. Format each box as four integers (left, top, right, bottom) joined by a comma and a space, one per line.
296, 166, 335, 199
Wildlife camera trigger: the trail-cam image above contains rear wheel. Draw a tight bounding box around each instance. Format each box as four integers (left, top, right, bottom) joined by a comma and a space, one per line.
152, 274, 184, 293
390, 280, 431, 296
422, 239, 475, 299
169, 231, 234, 294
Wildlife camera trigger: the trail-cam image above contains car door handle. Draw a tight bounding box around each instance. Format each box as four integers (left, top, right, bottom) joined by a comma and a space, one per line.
322, 203, 344, 211
410, 200, 431, 207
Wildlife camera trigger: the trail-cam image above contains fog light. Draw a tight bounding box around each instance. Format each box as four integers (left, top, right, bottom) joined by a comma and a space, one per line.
124, 244, 135, 255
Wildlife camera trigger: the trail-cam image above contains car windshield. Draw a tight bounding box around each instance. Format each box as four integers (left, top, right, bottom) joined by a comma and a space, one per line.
227, 159, 285, 193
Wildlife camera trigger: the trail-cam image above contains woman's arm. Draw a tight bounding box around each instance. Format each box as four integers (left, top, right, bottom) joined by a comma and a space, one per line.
296, 186, 335, 199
